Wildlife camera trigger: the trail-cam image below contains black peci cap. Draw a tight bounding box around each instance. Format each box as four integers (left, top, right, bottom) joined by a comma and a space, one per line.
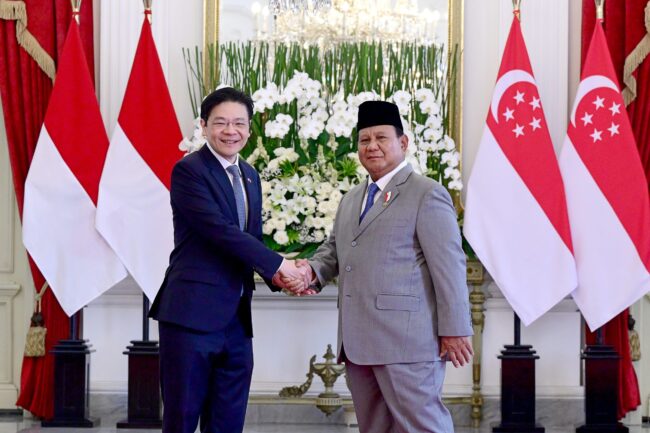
356, 100, 403, 132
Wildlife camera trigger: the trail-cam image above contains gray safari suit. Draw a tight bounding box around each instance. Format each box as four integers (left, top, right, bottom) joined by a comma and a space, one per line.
309, 164, 472, 433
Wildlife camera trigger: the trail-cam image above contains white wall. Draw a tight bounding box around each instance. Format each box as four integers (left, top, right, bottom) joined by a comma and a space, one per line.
462, 0, 569, 179
0, 93, 33, 410
98, 0, 202, 139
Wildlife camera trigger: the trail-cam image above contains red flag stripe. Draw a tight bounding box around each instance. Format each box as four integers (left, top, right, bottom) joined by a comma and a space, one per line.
43, 21, 108, 205
569, 23, 650, 271
117, 18, 183, 190
485, 18, 573, 252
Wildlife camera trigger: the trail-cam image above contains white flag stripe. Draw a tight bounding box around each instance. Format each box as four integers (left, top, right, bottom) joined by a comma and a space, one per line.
464, 128, 577, 325
23, 127, 127, 316
96, 124, 174, 300
561, 137, 650, 330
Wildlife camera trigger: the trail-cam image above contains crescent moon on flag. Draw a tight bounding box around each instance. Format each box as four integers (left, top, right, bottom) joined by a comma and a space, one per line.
570, 75, 618, 126
491, 69, 536, 123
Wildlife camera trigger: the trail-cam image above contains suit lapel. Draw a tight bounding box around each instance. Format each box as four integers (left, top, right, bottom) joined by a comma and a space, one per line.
199, 145, 239, 224
353, 164, 413, 240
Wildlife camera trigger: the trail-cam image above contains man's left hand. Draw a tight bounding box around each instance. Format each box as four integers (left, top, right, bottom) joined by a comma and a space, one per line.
439, 336, 473, 368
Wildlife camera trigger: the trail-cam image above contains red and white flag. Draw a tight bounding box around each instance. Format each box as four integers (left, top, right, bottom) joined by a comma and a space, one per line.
96, 16, 183, 301
560, 21, 650, 331
22, 20, 127, 317
464, 16, 577, 325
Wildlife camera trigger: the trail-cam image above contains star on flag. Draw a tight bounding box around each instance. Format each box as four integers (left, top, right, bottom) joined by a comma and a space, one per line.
593, 95, 605, 109
513, 90, 525, 104
576, 94, 624, 146
529, 97, 541, 110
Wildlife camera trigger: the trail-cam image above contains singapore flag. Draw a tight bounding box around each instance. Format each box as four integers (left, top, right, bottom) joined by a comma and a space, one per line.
464, 15, 577, 325
560, 21, 650, 331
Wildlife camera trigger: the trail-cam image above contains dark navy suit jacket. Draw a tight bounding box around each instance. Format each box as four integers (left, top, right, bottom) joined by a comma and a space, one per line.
150, 145, 283, 335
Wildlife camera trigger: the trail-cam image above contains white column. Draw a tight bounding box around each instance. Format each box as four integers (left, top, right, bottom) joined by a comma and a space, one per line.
98, 1, 203, 139
0, 101, 32, 409
463, 0, 570, 181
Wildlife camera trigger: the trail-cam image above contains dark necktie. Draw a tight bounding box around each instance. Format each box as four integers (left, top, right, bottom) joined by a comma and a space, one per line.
359, 183, 380, 223
226, 165, 246, 230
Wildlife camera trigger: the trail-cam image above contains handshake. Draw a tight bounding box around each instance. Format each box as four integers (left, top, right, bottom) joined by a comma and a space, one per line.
273, 259, 318, 296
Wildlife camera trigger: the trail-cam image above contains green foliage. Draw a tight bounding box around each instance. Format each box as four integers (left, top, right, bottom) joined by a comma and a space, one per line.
184, 41, 453, 119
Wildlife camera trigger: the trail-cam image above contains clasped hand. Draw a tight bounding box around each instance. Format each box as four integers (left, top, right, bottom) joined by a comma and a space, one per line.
272, 259, 318, 296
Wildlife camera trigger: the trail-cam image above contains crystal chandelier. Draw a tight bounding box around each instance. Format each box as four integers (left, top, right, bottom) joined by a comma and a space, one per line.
268, 0, 332, 15
251, 0, 444, 45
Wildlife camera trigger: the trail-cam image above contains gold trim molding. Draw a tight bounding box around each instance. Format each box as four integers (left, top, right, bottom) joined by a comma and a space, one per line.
448, 0, 464, 172
202, 0, 219, 91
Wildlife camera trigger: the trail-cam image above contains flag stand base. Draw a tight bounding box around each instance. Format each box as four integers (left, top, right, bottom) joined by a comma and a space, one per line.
492, 344, 544, 433
116, 340, 162, 429
576, 344, 628, 433
41, 339, 97, 428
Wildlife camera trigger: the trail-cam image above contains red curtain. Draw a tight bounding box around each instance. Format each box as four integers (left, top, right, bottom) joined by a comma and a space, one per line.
0, 0, 94, 419
582, 0, 649, 419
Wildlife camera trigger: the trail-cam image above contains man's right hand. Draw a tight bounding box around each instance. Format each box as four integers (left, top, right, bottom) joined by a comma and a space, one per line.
275, 260, 310, 294
274, 260, 317, 295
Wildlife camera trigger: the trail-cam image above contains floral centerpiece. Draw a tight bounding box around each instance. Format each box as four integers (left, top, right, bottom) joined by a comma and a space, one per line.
183, 42, 460, 256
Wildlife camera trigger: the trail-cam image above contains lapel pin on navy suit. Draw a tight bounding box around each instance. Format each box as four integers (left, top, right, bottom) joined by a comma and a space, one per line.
247, 177, 252, 183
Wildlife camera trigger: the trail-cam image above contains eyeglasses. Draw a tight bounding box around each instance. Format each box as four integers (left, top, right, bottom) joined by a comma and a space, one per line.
211, 120, 250, 130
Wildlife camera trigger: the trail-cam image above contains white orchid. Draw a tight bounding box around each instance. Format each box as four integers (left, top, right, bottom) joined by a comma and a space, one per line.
390, 90, 412, 116
273, 230, 290, 245
441, 151, 460, 168
415, 88, 434, 102
420, 98, 441, 116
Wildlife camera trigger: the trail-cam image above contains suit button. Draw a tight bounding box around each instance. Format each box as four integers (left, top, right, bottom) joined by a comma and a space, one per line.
345, 265, 352, 272
351, 241, 357, 247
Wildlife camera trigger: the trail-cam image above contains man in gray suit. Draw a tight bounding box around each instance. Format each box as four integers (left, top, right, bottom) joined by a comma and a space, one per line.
285, 100, 473, 433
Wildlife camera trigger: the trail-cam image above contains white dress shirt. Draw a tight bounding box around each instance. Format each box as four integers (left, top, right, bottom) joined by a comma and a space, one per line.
205, 144, 285, 279
360, 159, 408, 216
206, 144, 248, 225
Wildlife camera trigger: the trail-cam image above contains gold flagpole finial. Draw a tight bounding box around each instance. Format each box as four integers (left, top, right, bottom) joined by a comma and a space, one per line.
595, 0, 604, 21
143, 0, 153, 24
71, 0, 82, 25
513, 0, 522, 20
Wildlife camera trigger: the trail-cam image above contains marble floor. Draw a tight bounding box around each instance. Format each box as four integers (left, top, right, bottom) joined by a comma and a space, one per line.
0, 416, 648, 433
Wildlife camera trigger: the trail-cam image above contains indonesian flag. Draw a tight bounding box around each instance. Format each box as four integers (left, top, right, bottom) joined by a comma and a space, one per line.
464, 16, 577, 325
96, 16, 183, 301
559, 21, 650, 331
22, 20, 127, 317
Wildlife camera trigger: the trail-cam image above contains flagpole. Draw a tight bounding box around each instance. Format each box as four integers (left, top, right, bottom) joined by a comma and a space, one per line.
144, 0, 152, 24
142, 295, 150, 341
512, 0, 521, 20
491, 4, 545, 430
595, 0, 604, 20
575, 3, 628, 432
514, 313, 521, 346
116, 3, 163, 427
42, 1, 98, 427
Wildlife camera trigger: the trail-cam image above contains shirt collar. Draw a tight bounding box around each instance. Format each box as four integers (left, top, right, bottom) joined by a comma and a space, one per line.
368, 160, 408, 192
205, 143, 239, 171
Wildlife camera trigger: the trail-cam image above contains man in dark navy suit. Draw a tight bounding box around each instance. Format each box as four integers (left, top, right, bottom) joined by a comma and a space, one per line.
150, 87, 307, 433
